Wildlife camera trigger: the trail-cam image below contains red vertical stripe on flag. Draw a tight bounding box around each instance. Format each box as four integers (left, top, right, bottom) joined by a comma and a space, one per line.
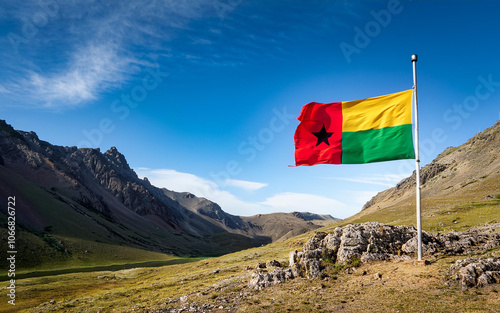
294, 102, 343, 166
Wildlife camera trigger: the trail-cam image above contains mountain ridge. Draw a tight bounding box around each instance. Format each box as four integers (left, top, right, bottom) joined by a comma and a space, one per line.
0, 120, 338, 270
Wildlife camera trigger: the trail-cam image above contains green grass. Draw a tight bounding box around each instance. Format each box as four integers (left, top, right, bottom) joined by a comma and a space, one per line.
7, 244, 499, 313
326, 196, 500, 233
0, 231, 180, 275
323, 257, 362, 276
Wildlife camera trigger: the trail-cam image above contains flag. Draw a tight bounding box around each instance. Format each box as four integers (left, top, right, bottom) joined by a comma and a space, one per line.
294, 89, 415, 166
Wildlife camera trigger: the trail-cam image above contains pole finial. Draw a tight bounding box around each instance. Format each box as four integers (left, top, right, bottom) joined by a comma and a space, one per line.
411, 54, 418, 62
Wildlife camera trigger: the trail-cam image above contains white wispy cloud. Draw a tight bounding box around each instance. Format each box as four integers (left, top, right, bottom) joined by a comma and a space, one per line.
14, 44, 136, 108
135, 168, 263, 214
136, 168, 216, 196
259, 192, 352, 218
0, 84, 11, 94
136, 168, 353, 218
322, 173, 409, 187
225, 179, 268, 191
2, 1, 354, 108
0, 1, 231, 109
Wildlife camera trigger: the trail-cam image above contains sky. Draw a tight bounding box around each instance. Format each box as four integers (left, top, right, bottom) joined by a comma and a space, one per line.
1, 0, 499, 219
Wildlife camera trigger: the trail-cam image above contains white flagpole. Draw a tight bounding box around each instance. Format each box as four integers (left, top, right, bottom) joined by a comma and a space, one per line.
411, 54, 422, 261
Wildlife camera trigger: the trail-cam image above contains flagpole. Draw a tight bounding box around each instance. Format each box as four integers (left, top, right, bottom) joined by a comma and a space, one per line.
411, 54, 422, 261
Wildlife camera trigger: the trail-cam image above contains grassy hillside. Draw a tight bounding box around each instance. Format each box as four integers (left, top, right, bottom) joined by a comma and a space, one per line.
0, 164, 266, 274
330, 121, 500, 233
0, 164, 187, 273
4, 177, 500, 312
328, 176, 500, 233
4, 220, 499, 313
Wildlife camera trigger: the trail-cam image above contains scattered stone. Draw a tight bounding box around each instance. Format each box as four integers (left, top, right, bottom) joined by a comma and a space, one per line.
447, 257, 500, 290
256, 262, 267, 269
373, 272, 382, 280
266, 260, 281, 268
413, 260, 431, 266
49, 300, 56, 305
248, 268, 294, 290
212, 269, 220, 274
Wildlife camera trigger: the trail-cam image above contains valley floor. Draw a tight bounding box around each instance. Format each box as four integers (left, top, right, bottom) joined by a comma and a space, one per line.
3, 231, 500, 313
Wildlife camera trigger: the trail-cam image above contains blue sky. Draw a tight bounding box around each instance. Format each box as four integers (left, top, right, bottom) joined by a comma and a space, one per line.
1, 0, 499, 218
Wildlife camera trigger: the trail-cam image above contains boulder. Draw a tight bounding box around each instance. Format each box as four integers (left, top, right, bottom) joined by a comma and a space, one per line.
248, 268, 294, 290
447, 257, 500, 290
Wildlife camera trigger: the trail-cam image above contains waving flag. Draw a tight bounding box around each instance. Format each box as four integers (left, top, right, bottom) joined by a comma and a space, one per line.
294, 89, 414, 166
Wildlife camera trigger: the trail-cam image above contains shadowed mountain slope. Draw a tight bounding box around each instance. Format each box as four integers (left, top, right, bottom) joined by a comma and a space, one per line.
0, 120, 337, 271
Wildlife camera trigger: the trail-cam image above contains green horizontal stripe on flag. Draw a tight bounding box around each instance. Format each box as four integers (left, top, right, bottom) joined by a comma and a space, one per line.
341, 124, 415, 164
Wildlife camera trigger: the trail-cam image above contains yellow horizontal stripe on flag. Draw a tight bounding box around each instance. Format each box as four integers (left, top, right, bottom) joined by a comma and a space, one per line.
342, 89, 413, 132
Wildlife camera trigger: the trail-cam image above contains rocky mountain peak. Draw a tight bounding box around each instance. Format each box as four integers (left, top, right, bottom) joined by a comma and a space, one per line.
0, 120, 27, 143
104, 146, 130, 171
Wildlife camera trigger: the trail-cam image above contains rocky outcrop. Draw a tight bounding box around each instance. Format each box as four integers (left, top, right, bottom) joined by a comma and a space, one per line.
297, 222, 500, 274
288, 222, 416, 280
402, 223, 500, 256
447, 257, 500, 290
249, 222, 500, 289
248, 260, 294, 290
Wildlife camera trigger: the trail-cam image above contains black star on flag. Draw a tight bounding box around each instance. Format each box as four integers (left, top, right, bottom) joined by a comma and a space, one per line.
312, 125, 333, 146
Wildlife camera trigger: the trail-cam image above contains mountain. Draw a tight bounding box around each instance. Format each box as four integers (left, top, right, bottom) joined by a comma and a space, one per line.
351, 119, 500, 230
0, 120, 337, 270
164, 189, 339, 242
